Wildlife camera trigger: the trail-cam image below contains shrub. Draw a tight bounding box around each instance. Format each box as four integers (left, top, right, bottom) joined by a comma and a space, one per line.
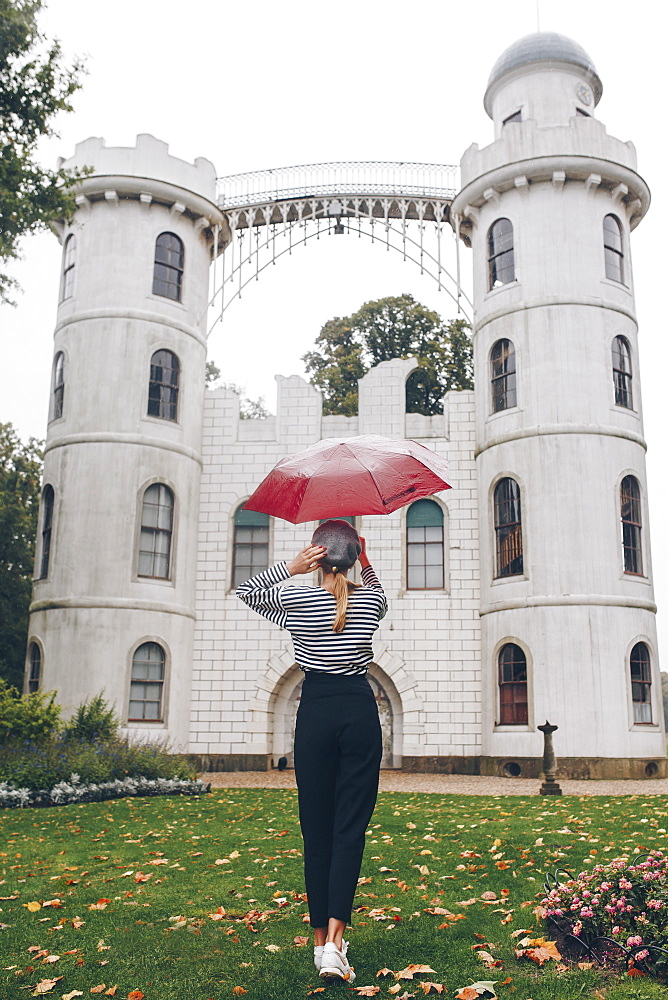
63, 693, 119, 742
0, 679, 60, 741
0, 733, 196, 791
541, 851, 668, 974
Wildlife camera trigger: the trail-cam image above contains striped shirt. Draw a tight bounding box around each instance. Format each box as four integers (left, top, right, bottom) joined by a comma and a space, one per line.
236, 562, 387, 675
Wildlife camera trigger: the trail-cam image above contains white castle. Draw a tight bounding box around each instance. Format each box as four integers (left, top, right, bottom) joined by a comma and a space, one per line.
26, 33, 666, 779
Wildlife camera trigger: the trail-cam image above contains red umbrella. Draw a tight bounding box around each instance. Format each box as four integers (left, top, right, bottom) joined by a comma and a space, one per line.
243, 434, 451, 524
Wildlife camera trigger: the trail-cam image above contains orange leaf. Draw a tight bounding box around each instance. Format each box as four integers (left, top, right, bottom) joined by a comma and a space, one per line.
395, 965, 437, 980
352, 988, 380, 997
306, 990, 326, 996
499, 977, 512, 985
127, 993, 145, 1000
419, 983, 444, 994
627, 967, 647, 977
104, 990, 118, 997
454, 991, 480, 1000
232, 989, 248, 996
27, 901, 42, 912
376, 968, 395, 978
90, 988, 107, 995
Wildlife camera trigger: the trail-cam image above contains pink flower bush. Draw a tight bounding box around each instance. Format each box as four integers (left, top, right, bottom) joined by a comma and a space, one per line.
541, 851, 668, 971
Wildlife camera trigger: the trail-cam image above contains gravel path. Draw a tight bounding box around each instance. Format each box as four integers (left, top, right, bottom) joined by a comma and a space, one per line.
202, 770, 668, 796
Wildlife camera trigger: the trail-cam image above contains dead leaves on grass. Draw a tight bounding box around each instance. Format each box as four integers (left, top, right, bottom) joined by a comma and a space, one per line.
513, 936, 561, 966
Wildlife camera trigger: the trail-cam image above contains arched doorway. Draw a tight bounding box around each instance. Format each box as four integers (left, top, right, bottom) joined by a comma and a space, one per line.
281, 670, 395, 769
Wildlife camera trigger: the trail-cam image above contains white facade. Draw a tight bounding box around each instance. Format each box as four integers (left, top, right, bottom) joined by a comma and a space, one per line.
27, 35, 666, 778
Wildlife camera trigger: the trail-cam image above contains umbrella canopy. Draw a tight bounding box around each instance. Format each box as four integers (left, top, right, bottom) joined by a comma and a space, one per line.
243, 434, 451, 524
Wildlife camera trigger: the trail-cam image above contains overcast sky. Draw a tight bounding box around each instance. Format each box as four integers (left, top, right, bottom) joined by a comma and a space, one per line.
2, 0, 667, 668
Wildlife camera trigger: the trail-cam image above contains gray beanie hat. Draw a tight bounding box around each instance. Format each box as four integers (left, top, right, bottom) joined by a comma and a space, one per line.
311, 519, 361, 572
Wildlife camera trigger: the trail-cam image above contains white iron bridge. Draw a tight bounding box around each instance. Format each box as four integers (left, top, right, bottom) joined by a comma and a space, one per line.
208, 160, 470, 329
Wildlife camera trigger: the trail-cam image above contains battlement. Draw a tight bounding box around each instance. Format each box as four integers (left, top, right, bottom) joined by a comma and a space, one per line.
58, 133, 218, 203
204, 358, 474, 445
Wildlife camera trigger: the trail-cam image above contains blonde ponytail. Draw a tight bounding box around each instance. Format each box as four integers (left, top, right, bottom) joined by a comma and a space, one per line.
331, 571, 358, 633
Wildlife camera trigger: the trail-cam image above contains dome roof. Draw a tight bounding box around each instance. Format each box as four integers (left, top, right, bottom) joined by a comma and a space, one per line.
484, 32, 603, 115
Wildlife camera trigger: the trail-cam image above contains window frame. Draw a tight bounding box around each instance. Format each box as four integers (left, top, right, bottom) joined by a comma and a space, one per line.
152, 232, 184, 302
147, 349, 180, 422
128, 640, 166, 723
51, 351, 65, 421
231, 504, 271, 589
629, 641, 653, 726
497, 641, 529, 726
487, 218, 516, 290
620, 474, 643, 576
490, 338, 517, 413
59, 234, 76, 302
38, 484, 55, 580
27, 641, 42, 694
603, 214, 624, 284
493, 477, 524, 579
137, 482, 175, 581
611, 336, 633, 410
405, 498, 446, 591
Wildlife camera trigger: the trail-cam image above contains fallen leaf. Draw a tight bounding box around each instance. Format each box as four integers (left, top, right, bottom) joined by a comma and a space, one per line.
42, 955, 60, 964
90, 988, 107, 995
27, 902, 42, 912
376, 968, 395, 978
231, 989, 247, 996
104, 990, 117, 997
395, 965, 437, 980
306, 990, 325, 996
418, 984, 444, 994
264, 944, 280, 952
352, 989, 380, 997
577, 962, 594, 971
127, 993, 145, 1000
455, 991, 480, 1000
32, 980, 63, 996
62, 992, 84, 999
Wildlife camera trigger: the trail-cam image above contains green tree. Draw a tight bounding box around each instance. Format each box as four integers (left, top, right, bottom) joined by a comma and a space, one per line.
302, 293, 473, 416
1, 0, 86, 304
0, 423, 43, 687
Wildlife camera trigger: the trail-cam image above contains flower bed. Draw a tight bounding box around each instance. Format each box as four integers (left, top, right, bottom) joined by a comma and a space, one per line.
0, 773, 210, 808
541, 851, 668, 977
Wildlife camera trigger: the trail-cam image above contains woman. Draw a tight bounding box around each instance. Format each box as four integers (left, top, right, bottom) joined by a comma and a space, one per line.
236, 519, 387, 983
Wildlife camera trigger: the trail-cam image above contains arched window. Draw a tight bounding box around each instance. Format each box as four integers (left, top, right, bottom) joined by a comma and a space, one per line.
603, 214, 624, 283
27, 642, 41, 693
630, 642, 652, 724
498, 643, 528, 725
148, 350, 180, 420
52, 352, 65, 420
488, 218, 515, 289
232, 506, 270, 587
621, 475, 643, 575
494, 478, 523, 577
612, 336, 633, 409
39, 485, 55, 579
129, 642, 165, 721
490, 339, 517, 412
138, 484, 174, 579
153, 232, 184, 301
60, 235, 76, 302
406, 499, 445, 590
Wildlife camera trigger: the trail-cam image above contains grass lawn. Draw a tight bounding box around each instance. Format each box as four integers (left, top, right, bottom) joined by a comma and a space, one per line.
1, 789, 666, 1000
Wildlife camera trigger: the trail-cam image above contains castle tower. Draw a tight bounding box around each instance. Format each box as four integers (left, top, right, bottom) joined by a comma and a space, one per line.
27, 135, 226, 746
452, 34, 666, 777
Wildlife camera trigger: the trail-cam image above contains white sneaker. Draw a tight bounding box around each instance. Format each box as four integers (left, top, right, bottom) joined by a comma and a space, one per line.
319, 941, 356, 982
314, 945, 324, 970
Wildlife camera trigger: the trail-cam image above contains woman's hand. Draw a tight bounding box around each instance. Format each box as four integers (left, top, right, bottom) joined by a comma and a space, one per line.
358, 535, 371, 570
286, 545, 326, 576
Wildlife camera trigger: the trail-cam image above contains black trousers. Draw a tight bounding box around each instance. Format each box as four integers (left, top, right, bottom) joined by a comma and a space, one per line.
294, 670, 383, 928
